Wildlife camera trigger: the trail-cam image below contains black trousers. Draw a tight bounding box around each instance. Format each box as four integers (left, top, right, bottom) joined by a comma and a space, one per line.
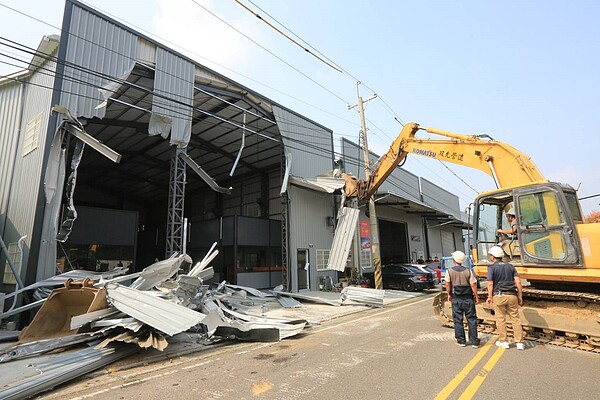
451, 297, 479, 345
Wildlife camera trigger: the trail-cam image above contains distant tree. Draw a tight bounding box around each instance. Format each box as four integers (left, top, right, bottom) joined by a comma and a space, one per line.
585, 211, 600, 223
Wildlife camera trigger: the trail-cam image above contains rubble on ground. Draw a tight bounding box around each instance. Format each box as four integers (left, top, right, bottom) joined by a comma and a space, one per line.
0, 249, 385, 399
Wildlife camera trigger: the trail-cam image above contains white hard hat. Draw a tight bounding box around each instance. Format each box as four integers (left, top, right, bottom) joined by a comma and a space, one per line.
489, 246, 505, 258
451, 250, 467, 264
505, 203, 515, 216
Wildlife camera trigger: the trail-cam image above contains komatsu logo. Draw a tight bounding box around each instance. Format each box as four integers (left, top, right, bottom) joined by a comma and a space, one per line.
412, 148, 436, 158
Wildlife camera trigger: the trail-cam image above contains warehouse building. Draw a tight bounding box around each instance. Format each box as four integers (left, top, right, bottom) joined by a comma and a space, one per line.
0, 0, 468, 302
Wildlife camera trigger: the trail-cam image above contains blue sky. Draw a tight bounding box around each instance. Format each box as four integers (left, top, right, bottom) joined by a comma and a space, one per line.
1, 0, 599, 215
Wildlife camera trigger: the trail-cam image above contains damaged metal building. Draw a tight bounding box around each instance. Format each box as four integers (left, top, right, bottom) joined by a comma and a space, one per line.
0, 0, 468, 304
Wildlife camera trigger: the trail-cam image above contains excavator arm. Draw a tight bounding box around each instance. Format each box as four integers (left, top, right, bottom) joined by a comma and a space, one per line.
343, 122, 546, 200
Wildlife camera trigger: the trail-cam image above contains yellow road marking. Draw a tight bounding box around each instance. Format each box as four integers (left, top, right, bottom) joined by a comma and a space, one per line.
458, 346, 505, 400
433, 335, 498, 400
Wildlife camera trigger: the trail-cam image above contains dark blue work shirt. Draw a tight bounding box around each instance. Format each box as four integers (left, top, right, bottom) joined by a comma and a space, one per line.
487, 261, 519, 294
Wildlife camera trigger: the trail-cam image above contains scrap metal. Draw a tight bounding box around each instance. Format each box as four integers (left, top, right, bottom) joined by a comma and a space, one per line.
105, 283, 205, 336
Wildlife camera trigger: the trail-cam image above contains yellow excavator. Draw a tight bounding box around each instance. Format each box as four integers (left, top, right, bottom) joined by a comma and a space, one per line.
343, 122, 600, 350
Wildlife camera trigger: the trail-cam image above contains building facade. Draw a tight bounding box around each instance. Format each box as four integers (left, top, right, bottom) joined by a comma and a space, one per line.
0, 0, 468, 302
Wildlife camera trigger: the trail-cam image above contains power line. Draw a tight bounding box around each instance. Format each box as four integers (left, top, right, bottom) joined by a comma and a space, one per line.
233, 0, 342, 72
1, 2, 479, 206
189, 0, 349, 105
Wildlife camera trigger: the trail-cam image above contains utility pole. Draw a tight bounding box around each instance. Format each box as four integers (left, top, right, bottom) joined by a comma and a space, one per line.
350, 90, 383, 290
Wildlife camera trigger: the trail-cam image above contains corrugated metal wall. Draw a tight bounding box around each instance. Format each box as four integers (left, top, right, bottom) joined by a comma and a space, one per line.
288, 185, 336, 292
3, 58, 57, 270
0, 80, 24, 237
341, 137, 421, 202
272, 105, 334, 179
60, 3, 137, 118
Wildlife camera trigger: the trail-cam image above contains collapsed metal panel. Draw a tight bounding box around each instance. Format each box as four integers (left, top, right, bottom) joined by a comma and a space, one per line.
273, 105, 334, 180
59, 3, 138, 118
150, 47, 195, 147
327, 207, 360, 271
106, 283, 205, 336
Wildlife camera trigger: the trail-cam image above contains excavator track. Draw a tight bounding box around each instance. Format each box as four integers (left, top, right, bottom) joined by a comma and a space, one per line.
432, 289, 600, 353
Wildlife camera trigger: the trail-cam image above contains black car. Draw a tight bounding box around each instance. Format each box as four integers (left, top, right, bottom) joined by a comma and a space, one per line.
365, 264, 436, 291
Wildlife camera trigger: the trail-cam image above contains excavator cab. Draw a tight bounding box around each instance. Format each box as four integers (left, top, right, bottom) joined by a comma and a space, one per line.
472, 182, 584, 270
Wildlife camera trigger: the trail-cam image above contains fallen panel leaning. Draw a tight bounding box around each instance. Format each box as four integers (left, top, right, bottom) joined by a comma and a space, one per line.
327, 206, 360, 271
106, 283, 205, 336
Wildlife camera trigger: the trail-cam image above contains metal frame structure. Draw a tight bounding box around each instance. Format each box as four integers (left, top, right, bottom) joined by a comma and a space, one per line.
166, 147, 187, 258
280, 154, 289, 291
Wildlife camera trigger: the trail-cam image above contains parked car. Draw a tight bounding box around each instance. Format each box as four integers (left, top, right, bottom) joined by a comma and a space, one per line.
415, 265, 440, 286
425, 261, 442, 282
365, 264, 436, 292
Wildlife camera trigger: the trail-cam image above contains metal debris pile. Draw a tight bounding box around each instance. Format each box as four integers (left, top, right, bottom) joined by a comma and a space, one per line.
0, 248, 386, 399
0, 247, 383, 399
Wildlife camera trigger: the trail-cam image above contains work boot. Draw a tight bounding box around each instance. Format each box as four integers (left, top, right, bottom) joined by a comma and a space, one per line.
495, 340, 509, 349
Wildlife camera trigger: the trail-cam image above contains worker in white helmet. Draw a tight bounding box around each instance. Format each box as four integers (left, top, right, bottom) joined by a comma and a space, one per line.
497, 203, 517, 236
445, 250, 480, 348
486, 245, 525, 350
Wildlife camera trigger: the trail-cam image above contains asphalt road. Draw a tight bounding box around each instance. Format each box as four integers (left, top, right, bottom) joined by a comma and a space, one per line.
39, 294, 600, 400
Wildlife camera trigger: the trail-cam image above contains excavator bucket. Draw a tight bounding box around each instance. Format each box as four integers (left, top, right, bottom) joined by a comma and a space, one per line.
19, 278, 108, 343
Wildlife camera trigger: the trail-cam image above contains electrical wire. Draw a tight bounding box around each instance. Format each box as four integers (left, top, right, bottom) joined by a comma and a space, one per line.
233, 0, 342, 72
1, 3, 479, 206
189, 0, 349, 105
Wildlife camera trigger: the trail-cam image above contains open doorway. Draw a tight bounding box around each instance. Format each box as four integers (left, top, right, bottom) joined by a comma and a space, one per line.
297, 249, 309, 291
379, 219, 409, 264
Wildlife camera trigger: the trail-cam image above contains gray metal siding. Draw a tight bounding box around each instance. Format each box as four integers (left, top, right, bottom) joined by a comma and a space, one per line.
288, 185, 336, 292
0, 81, 24, 236
420, 178, 461, 218
60, 3, 137, 118
273, 105, 333, 179
4, 60, 57, 267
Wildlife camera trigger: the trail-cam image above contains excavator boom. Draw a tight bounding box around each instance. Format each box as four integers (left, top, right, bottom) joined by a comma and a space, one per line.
343, 122, 546, 200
